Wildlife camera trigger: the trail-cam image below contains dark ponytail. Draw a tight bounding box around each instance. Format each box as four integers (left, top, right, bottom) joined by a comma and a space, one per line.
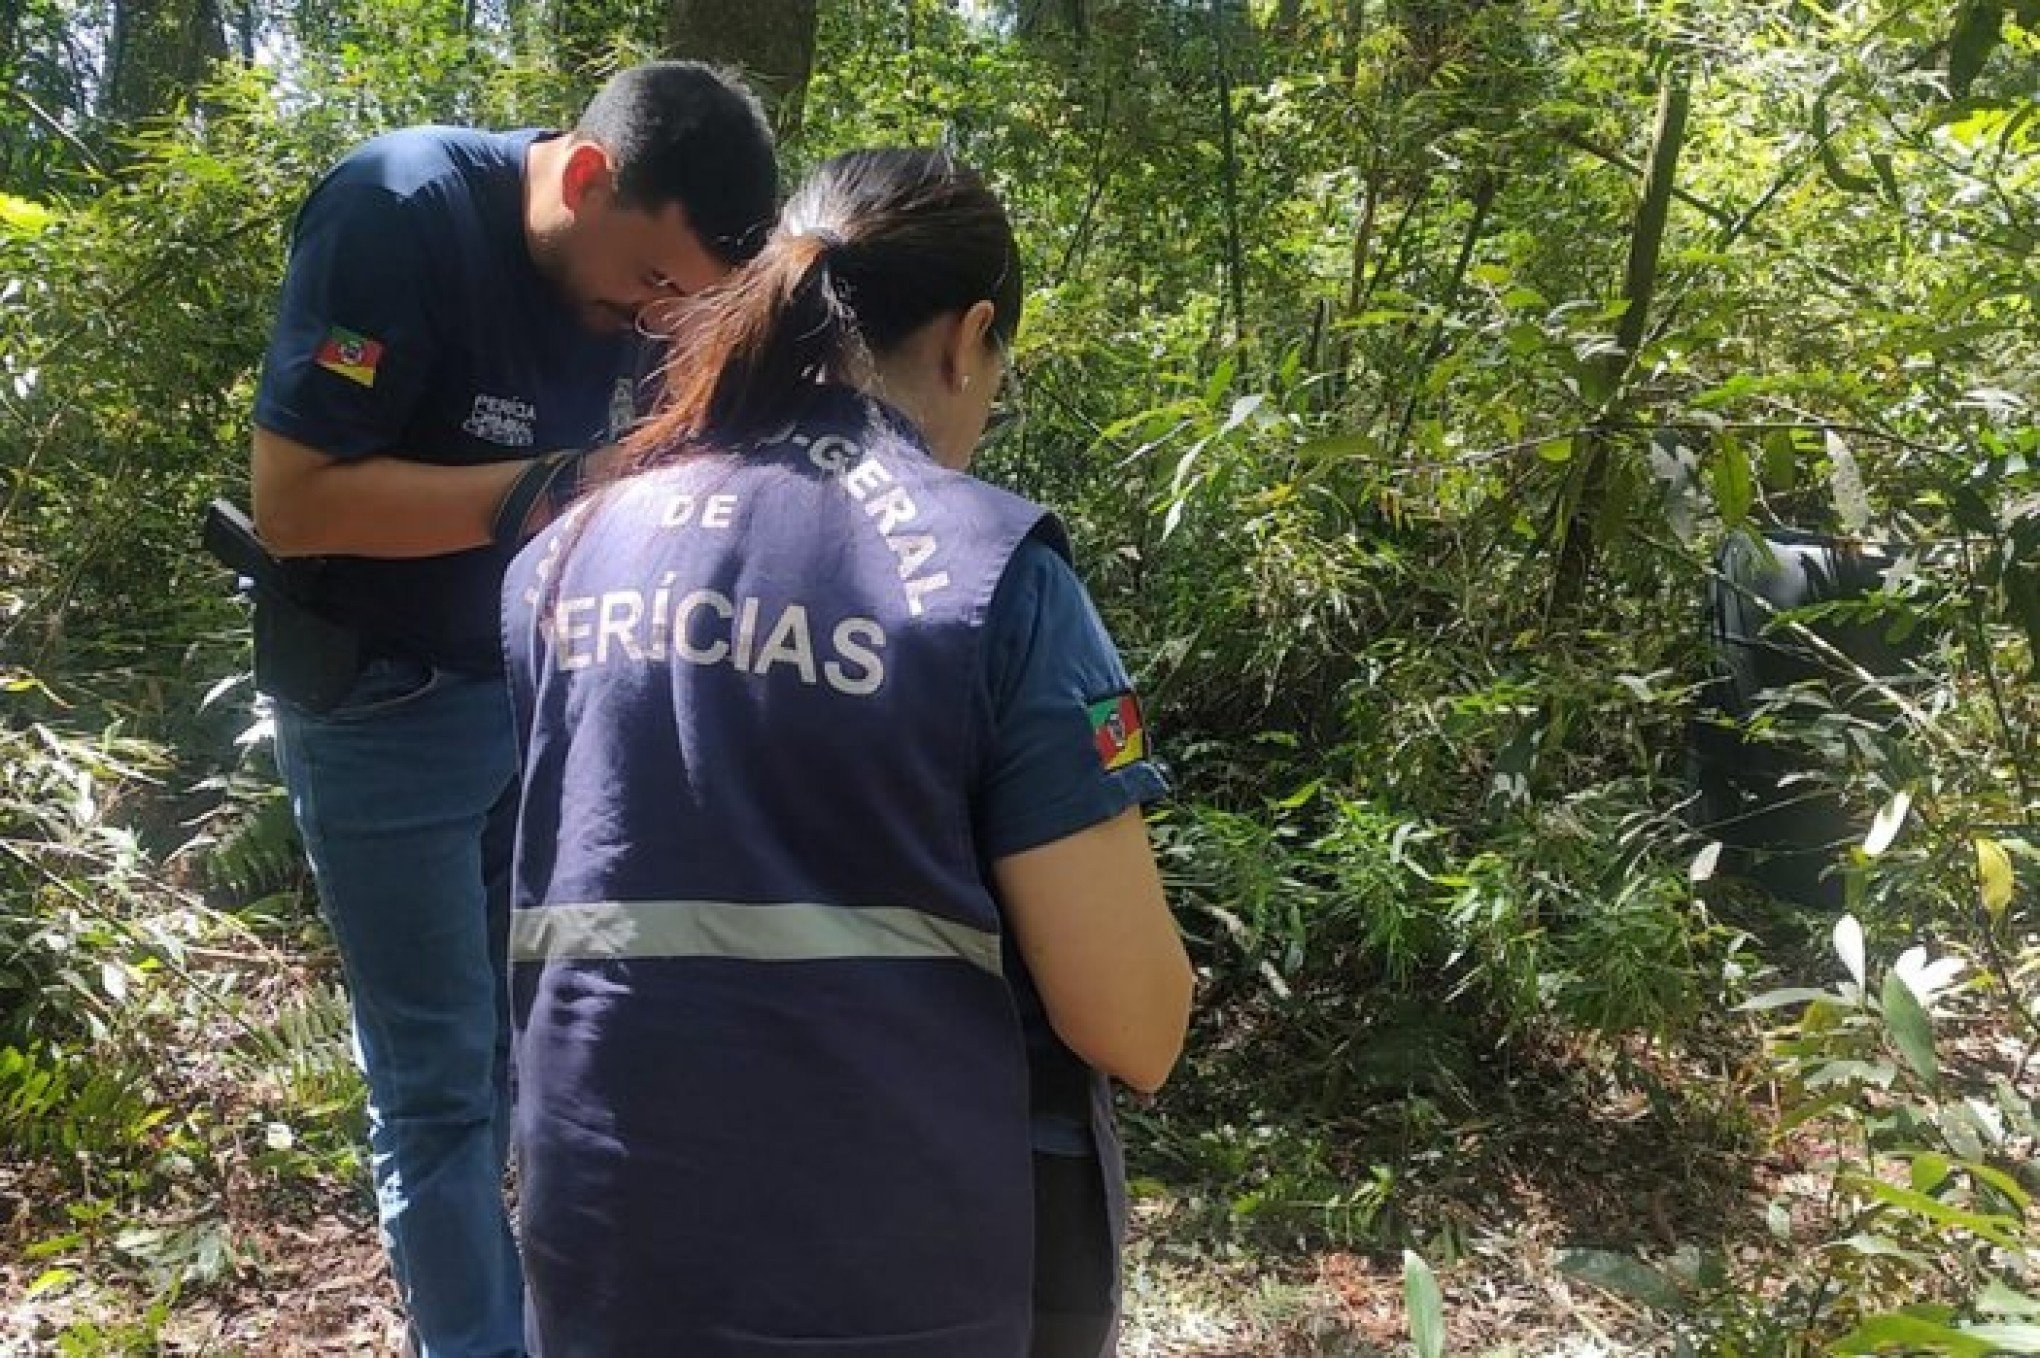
627, 147, 1022, 464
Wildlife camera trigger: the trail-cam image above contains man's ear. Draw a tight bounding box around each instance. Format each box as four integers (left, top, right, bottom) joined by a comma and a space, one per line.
560, 142, 615, 215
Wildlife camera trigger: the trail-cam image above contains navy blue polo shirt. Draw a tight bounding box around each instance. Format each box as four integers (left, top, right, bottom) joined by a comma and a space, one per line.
255, 126, 647, 674
977, 537, 1167, 1155
978, 537, 1166, 855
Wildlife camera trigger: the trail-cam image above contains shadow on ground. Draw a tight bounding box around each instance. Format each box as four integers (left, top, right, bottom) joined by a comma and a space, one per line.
1120, 994, 1773, 1355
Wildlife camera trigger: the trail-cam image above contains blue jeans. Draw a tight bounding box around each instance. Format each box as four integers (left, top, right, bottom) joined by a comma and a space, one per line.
273, 659, 524, 1358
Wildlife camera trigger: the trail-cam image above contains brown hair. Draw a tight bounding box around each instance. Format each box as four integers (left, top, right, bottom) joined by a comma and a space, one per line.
627, 147, 1022, 464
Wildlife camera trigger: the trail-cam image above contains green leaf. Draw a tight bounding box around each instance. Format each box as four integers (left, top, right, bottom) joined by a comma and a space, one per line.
0, 193, 52, 236
1556, 1249, 1686, 1313
1780, 1089, 1852, 1131
25, 1267, 75, 1298
1960, 1159, 2031, 1210
1870, 151, 1900, 201
1976, 836, 2015, 918
1503, 321, 1544, 355
1736, 986, 1830, 1012
1593, 454, 1644, 559
1202, 358, 1236, 407
1293, 431, 1376, 462
1941, 1103, 1990, 1159
1536, 437, 1572, 463
1814, 93, 1880, 194
1833, 1311, 1993, 1356
27, 1231, 85, 1260
1403, 1250, 1446, 1358
1882, 971, 1939, 1084
1910, 1152, 1951, 1193
1273, 780, 1322, 810
1949, 2, 2008, 98
1761, 429, 1800, 490
1851, 1177, 2021, 1250
1097, 399, 1201, 444
1710, 437, 1754, 527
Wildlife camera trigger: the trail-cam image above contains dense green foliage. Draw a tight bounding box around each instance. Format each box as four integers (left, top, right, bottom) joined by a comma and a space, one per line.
3, 0, 2037, 1350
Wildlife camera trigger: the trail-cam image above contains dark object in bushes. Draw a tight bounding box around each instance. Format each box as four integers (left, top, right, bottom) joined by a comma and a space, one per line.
1691, 529, 1922, 909
200, 499, 363, 714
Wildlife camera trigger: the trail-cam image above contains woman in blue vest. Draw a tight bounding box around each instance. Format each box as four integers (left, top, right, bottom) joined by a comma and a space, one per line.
502, 147, 1194, 1358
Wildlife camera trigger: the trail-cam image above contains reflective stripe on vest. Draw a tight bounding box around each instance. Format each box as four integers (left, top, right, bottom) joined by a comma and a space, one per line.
510, 899, 1004, 976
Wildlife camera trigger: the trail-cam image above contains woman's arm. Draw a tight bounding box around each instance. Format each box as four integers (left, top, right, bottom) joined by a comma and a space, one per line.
993, 806, 1192, 1095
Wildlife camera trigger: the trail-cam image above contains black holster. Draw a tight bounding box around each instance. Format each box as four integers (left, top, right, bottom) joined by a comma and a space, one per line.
201, 500, 364, 714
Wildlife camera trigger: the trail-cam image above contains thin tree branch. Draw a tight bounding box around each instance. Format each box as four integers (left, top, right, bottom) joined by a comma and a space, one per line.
1957, 534, 2037, 812
1054, 76, 1117, 284
5, 86, 106, 177
1387, 171, 1499, 460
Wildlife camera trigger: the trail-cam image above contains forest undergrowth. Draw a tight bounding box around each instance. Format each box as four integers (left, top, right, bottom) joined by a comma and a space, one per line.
5, 0, 2039, 1352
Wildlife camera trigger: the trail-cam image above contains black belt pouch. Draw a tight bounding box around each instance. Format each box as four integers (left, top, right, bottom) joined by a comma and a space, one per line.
252, 592, 363, 715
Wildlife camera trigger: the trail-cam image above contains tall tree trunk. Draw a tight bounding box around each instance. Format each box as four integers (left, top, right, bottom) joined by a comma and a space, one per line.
1212, 0, 1247, 344
1018, 0, 1087, 38
1341, 0, 1369, 82
665, 0, 819, 139
1331, 158, 1384, 398
1547, 70, 1692, 618
102, 0, 226, 123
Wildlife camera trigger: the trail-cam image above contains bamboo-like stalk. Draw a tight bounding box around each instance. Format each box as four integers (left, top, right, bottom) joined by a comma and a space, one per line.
1548, 69, 1692, 618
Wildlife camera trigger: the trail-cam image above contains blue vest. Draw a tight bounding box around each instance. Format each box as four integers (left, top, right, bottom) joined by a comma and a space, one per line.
504, 388, 1069, 1357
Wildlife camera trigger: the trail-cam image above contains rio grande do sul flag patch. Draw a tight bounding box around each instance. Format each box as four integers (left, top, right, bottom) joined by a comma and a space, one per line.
1088, 691, 1147, 772
315, 326, 384, 388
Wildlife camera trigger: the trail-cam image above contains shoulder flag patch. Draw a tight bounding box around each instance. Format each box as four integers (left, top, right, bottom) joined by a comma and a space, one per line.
1087, 691, 1148, 772
315, 326, 384, 388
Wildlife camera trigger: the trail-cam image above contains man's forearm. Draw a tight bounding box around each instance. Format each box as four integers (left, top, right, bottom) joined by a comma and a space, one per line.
253, 426, 535, 559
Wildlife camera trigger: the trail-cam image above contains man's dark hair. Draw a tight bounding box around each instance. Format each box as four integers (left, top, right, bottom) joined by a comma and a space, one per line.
634, 147, 1022, 455
576, 61, 778, 264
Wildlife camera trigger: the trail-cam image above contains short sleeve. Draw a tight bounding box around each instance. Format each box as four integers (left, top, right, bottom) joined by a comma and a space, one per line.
976, 535, 1167, 861
253, 181, 439, 460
